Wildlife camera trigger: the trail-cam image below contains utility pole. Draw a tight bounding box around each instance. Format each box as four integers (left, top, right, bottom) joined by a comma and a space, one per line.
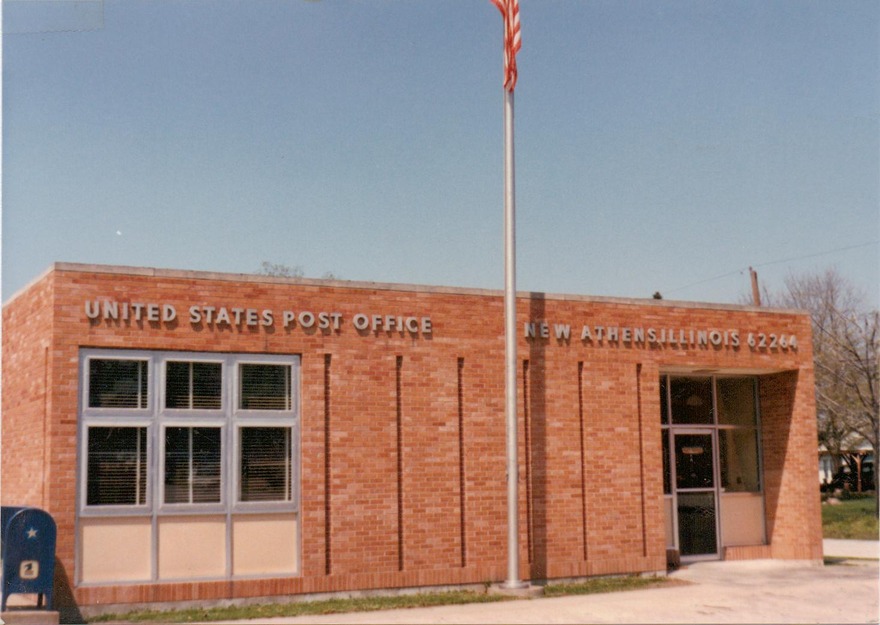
750, 267, 761, 307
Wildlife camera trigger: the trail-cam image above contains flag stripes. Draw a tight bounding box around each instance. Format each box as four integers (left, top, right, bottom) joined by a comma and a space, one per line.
489, 0, 521, 91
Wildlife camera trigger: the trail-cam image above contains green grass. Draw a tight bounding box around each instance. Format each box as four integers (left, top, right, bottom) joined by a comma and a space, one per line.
822, 495, 879, 540
88, 590, 513, 623
543, 575, 674, 597
88, 576, 676, 623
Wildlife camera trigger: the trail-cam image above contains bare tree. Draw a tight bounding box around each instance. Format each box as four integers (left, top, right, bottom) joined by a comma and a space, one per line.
257, 261, 305, 278
761, 269, 878, 506
257, 262, 340, 281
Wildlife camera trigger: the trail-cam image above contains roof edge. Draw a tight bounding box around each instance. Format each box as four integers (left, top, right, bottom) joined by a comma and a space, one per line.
10, 262, 809, 316
3, 265, 57, 307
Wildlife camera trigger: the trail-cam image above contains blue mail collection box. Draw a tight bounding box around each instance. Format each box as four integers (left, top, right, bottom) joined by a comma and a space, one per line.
1, 506, 57, 611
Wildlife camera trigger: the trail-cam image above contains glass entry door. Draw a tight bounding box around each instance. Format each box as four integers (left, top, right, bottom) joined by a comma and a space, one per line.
674, 431, 718, 559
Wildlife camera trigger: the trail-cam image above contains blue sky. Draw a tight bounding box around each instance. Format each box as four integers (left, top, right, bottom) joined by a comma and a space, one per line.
3, 0, 878, 305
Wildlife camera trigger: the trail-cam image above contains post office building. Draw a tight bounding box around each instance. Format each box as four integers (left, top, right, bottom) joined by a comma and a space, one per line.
1, 263, 823, 614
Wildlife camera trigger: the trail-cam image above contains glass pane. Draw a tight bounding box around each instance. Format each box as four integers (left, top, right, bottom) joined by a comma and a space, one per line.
670, 377, 713, 425
675, 433, 714, 489
191, 363, 222, 409
677, 492, 717, 556
166, 362, 222, 409
240, 364, 291, 410
717, 378, 757, 426
87, 427, 147, 506
719, 428, 761, 492
165, 362, 191, 409
662, 431, 671, 494
164, 427, 222, 504
192, 428, 222, 502
240, 427, 292, 502
164, 427, 190, 503
88, 359, 148, 409
660, 376, 669, 425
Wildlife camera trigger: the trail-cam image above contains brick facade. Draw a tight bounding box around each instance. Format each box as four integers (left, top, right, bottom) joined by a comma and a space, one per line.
1, 263, 822, 612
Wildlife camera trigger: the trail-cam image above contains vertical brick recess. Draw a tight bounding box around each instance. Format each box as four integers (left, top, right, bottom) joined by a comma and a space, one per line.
457, 357, 467, 568
577, 361, 588, 562
395, 355, 404, 572
323, 353, 332, 576
522, 359, 533, 565
1, 263, 822, 611
636, 363, 648, 557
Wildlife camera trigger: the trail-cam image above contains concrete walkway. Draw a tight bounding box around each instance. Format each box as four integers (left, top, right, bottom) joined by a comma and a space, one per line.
823, 537, 880, 559
220, 542, 879, 625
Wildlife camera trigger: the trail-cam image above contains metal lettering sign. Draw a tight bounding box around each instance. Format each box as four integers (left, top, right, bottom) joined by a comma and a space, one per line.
83, 299, 434, 336
81, 298, 800, 354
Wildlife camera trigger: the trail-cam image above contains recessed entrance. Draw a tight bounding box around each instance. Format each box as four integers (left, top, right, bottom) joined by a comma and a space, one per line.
661, 375, 766, 563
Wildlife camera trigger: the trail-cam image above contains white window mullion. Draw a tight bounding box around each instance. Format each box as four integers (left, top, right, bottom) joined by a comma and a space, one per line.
188, 362, 194, 410
188, 428, 194, 504
136, 428, 143, 504
285, 428, 291, 499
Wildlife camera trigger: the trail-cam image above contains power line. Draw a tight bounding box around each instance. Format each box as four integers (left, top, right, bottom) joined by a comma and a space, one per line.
666, 240, 879, 295
751, 241, 879, 270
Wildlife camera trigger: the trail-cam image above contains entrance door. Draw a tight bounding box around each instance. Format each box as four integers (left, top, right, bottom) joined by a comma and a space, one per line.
673, 431, 718, 559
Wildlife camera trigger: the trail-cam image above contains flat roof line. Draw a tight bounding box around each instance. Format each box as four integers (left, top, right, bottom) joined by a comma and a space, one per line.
7, 261, 808, 316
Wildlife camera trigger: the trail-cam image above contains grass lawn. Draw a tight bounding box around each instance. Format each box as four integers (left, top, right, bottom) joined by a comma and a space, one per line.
88, 591, 514, 623
543, 576, 675, 597
822, 495, 879, 540
89, 576, 675, 623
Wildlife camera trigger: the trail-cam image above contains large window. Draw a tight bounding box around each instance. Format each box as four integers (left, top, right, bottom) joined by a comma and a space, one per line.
87, 426, 148, 506
239, 364, 292, 410
660, 375, 761, 492
79, 350, 299, 514
165, 361, 222, 410
717, 377, 760, 492
163, 427, 222, 504
88, 358, 149, 409
240, 427, 293, 502
719, 428, 760, 492
717, 377, 757, 427
668, 377, 713, 425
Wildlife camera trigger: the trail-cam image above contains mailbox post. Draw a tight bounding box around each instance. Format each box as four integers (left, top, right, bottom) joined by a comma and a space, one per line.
1, 506, 57, 611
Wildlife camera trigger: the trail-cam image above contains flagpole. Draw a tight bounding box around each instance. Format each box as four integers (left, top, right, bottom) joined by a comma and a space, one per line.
503, 79, 526, 591
489, 0, 524, 590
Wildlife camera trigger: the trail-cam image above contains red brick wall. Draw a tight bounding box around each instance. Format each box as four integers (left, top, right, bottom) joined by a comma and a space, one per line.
2, 264, 821, 610
2, 271, 55, 507
760, 370, 823, 559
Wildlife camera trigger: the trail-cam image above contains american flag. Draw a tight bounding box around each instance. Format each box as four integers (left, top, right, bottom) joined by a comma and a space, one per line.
489, 0, 521, 92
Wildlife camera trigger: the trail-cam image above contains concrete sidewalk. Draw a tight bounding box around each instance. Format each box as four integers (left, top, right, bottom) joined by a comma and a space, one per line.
219, 555, 878, 625
823, 538, 880, 559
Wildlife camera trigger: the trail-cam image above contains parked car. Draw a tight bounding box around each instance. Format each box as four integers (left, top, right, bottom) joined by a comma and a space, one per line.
823, 460, 875, 492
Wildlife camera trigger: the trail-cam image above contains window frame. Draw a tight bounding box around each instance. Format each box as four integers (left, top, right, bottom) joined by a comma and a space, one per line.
715, 375, 763, 493
80, 421, 153, 515
660, 375, 763, 493
233, 422, 299, 512
231, 355, 299, 512
660, 373, 766, 554
159, 422, 227, 513
78, 349, 300, 519
234, 357, 297, 416
82, 353, 153, 416
162, 358, 226, 414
